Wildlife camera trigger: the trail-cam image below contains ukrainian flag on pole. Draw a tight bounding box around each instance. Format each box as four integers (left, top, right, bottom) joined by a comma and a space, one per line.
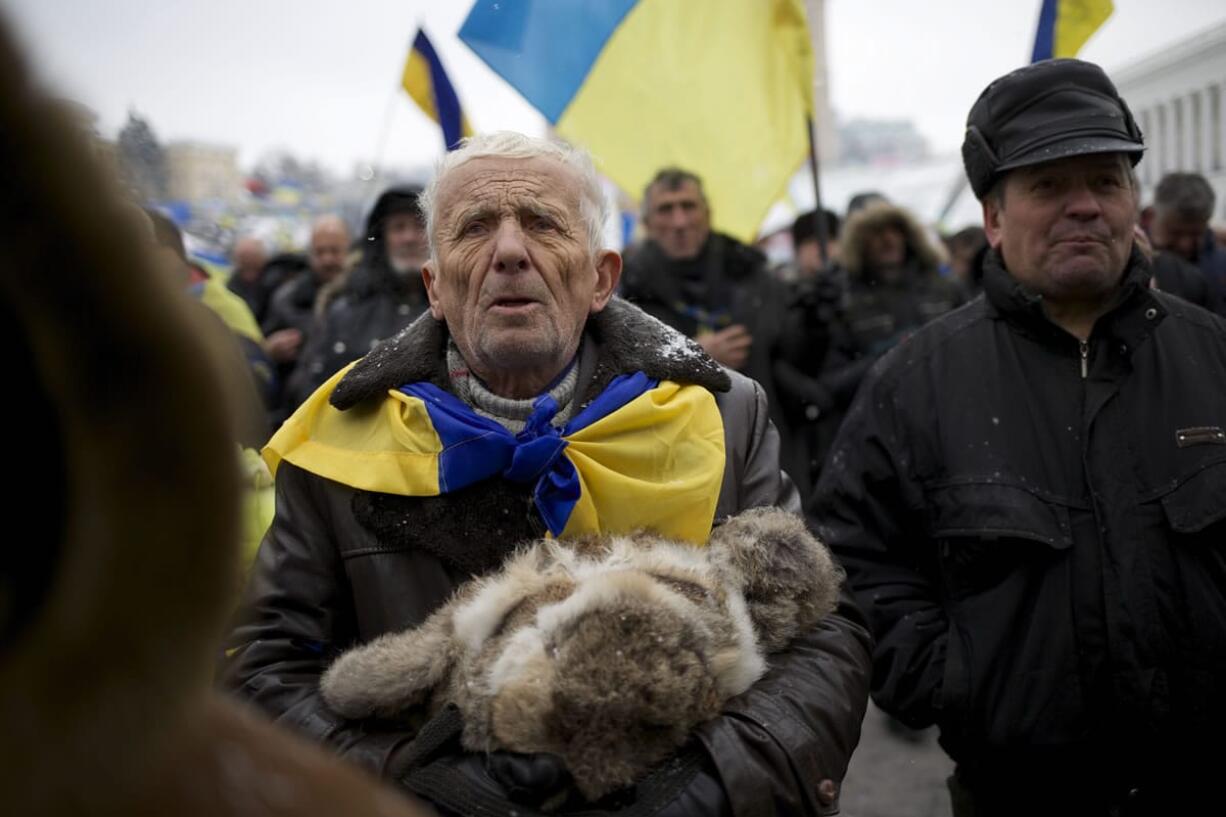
458, 0, 814, 244
402, 29, 473, 151
1031, 0, 1114, 61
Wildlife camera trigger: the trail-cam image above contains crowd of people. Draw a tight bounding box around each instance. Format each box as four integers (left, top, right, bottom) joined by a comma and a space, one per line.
204, 57, 1226, 817
8, 21, 1226, 815
210, 139, 1226, 519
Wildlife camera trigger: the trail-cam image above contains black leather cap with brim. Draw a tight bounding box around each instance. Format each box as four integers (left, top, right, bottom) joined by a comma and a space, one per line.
962, 58, 1145, 199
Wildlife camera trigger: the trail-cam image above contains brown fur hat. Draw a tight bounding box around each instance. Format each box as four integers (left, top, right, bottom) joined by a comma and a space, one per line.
839, 200, 947, 279
321, 506, 842, 801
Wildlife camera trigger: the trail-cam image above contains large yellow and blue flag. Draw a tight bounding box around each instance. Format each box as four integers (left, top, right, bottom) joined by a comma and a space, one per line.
458, 0, 815, 244
1032, 0, 1114, 61
402, 29, 473, 151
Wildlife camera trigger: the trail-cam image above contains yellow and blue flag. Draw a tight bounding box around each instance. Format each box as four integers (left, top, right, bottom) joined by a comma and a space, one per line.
264, 367, 727, 544
458, 0, 815, 244
1031, 0, 1114, 61
402, 29, 473, 151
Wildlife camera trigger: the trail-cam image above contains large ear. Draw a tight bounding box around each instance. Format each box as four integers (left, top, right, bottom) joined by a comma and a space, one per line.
421, 260, 446, 321
589, 249, 622, 314
321, 609, 458, 720
709, 507, 844, 652
983, 196, 1005, 249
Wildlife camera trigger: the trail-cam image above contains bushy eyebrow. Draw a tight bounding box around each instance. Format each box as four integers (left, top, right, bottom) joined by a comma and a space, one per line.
450, 204, 497, 231
520, 200, 567, 224
448, 200, 571, 236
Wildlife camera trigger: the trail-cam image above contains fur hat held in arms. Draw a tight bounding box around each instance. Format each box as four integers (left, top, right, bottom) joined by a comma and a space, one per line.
321, 506, 843, 802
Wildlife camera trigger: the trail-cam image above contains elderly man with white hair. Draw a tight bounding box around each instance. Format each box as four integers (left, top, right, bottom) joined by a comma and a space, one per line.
223, 132, 870, 816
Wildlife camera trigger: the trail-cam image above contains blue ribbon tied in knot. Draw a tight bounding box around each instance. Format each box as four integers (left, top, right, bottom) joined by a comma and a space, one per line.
399, 372, 656, 535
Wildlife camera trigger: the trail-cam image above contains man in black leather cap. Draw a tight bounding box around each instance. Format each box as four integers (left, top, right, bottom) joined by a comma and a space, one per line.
810, 58, 1226, 816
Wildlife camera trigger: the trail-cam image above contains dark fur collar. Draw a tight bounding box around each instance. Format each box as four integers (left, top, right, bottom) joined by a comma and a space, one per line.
330, 297, 731, 411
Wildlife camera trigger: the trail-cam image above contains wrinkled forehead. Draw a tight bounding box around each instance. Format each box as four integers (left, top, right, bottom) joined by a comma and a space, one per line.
434, 156, 583, 223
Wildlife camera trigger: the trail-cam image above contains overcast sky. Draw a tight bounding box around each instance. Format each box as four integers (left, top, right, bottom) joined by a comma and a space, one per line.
7, 0, 1226, 178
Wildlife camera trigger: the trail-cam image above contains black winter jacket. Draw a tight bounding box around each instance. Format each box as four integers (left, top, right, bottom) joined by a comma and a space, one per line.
810, 247, 1226, 805
620, 234, 803, 489
224, 300, 871, 816
284, 263, 429, 410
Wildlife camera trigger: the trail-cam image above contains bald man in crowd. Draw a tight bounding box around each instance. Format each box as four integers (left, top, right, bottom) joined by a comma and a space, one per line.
262, 215, 350, 420
227, 235, 271, 323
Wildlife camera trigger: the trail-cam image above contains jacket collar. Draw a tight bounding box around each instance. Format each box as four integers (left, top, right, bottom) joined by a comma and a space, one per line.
980, 245, 1166, 351
329, 297, 731, 411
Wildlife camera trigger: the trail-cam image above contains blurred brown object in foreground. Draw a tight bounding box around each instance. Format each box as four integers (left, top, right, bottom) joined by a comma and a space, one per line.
0, 14, 432, 817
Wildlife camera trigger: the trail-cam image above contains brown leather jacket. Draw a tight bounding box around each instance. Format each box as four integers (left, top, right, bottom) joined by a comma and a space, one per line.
222, 300, 871, 816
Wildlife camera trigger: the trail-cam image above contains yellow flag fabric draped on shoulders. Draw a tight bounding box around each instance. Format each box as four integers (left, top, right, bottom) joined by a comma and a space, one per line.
264, 365, 726, 545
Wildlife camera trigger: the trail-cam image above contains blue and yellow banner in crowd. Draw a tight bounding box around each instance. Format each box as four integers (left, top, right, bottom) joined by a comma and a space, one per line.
458, 0, 815, 244
402, 28, 473, 151
1032, 0, 1114, 61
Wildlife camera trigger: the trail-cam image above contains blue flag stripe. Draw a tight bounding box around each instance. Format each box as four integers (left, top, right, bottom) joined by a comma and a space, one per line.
413, 29, 467, 149
1032, 0, 1058, 62
458, 0, 639, 124
399, 373, 657, 534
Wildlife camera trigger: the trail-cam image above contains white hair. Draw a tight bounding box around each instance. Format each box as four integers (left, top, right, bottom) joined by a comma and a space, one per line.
419, 131, 609, 265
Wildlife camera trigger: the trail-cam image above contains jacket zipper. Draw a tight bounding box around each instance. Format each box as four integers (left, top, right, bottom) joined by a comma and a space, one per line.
1079, 340, 1089, 379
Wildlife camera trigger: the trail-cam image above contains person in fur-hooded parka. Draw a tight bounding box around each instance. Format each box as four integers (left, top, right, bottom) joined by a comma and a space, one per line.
806, 201, 966, 479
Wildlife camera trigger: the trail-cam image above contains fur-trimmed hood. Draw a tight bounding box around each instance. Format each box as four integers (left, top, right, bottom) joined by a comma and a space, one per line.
839, 201, 947, 280
330, 296, 731, 411
341, 185, 427, 303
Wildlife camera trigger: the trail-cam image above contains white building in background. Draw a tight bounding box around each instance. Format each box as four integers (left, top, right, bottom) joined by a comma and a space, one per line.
760, 19, 1226, 245
1112, 21, 1226, 213
164, 141, 242, 204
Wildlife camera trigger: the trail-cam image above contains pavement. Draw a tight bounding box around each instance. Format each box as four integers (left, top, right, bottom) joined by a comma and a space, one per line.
837, 702, 955, 817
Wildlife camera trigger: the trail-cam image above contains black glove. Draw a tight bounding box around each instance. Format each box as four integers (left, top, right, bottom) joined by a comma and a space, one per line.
486, 751, 575, 810
397, 705, 727, 816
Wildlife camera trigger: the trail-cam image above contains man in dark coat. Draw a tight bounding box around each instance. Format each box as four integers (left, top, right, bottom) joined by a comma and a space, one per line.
619, 168, 802, 486
227, 235, 271, 323
261, 215, 349, 421
810, 59, 1226, 815
224, 132, 871, 816
803, 200, 965, 484
286, 186, 431, 409
772, 209, 844, 496
1146, 171, 1226, 316
1134, 222, 1214, 308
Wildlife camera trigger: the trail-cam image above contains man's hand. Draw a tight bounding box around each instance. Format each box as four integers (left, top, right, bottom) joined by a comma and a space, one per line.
263, 328, 303, 363
696, 324, 752, 370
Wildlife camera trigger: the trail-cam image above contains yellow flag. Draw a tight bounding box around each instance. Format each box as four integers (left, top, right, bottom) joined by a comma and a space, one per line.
555, 0, 815, 243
